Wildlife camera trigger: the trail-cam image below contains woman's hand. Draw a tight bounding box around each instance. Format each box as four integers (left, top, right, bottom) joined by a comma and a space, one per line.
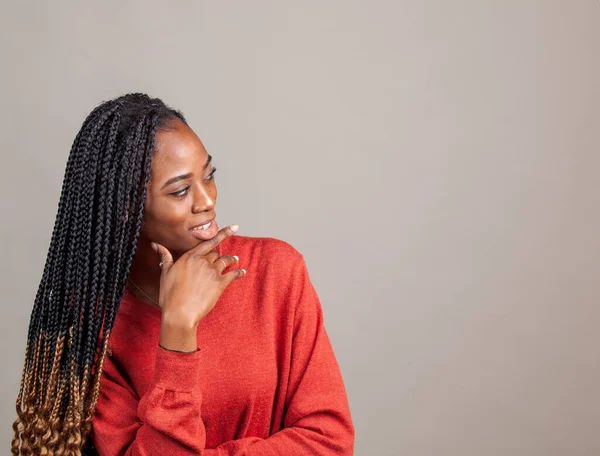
151, 224, 246, 352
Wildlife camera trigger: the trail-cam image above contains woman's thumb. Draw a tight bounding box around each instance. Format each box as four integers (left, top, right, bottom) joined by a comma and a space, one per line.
151, 242, 173, 274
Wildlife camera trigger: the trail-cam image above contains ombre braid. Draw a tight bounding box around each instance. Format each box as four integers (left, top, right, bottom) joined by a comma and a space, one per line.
11, 93, 187, 455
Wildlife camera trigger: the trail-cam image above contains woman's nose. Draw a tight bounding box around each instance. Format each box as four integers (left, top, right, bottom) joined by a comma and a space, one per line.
191, 184, 215, 213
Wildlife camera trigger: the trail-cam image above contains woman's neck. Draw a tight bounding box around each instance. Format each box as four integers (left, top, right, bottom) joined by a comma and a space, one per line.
126, 240, 187, 308
126, 243, 162, 308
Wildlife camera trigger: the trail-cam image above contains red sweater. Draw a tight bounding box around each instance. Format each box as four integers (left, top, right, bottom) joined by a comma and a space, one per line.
91, 235, 355, 455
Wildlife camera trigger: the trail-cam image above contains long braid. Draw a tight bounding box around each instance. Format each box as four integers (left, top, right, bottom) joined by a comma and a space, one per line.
78, 112, 121, 418
12, 93, 188, 456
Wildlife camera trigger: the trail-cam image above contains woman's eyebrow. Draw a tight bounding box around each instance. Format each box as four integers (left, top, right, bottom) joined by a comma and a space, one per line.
160, 155, 212, 189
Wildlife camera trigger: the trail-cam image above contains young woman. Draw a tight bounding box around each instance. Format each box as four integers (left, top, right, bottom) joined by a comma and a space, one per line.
11, 93, 354, 455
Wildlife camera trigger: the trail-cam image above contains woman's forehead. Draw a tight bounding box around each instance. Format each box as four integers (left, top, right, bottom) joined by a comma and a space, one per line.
153, 123, 208, 172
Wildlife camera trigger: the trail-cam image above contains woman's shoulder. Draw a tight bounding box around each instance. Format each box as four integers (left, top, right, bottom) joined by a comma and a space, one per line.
219, 234, 306, 273
220, 234, 301, 256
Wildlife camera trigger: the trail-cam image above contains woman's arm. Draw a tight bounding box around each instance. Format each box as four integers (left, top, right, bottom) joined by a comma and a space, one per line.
92, 346, 208, 455
91, 255, 354, 455
203, 256, 354, 454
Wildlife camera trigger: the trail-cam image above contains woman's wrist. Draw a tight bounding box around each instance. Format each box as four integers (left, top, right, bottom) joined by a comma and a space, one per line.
159, 318, 198, 353
158, 342, 198, 354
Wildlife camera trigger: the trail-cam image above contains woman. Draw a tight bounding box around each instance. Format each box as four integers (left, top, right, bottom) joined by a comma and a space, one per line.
11, 93, 354, 455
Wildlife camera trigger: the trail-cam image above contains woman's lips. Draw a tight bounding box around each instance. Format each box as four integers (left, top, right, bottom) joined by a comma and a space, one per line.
189, 219, 219, 241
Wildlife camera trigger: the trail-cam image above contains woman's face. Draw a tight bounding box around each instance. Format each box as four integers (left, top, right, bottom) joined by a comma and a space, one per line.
139, 118, 220, 254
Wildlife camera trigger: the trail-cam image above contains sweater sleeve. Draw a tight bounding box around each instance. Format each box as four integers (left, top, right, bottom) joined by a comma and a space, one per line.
92, 345, 208, 455
200, 254, 355, 455
91, 254, 354, 455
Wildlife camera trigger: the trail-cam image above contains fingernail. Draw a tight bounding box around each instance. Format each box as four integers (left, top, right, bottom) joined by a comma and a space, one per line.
233, 255, 239, 261
151, 242, 158, 252
230, 224, 239, 232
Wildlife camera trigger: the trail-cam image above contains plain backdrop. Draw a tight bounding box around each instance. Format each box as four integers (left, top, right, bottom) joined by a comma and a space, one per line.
1, 1, 599, 455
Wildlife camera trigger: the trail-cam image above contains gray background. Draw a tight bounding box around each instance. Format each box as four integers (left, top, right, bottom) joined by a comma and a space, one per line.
1, 1, 599, 455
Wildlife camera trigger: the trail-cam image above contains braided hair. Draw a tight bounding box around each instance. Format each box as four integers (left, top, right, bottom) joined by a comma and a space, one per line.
11, 93, 187, 455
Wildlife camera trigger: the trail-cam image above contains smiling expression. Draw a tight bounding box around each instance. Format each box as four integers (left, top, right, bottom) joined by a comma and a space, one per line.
139, 118, 219, 254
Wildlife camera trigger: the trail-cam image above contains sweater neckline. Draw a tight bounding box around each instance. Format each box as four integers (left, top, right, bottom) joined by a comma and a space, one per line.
122, 287, 162, 321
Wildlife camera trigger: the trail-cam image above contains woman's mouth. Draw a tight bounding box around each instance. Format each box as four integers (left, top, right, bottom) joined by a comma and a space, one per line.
189, 219, 219, 240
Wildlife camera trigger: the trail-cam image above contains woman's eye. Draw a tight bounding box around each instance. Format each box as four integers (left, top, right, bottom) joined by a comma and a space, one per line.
170, 169, 217, 197
207, 167, 218, 180
171, 187, 190, 197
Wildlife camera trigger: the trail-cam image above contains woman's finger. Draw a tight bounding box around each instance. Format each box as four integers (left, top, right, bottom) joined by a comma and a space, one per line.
205, 250, 220, 263
151, 242, 173, 276
221, 267, 246, 286
214, 255, 238, 272
189, 224, 239, 256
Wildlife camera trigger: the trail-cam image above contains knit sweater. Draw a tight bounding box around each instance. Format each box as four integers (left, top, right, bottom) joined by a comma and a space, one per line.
90, 235, 355, 455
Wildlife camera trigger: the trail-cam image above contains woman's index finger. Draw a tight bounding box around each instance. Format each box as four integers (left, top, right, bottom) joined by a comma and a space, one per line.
190, 224, 239, 255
